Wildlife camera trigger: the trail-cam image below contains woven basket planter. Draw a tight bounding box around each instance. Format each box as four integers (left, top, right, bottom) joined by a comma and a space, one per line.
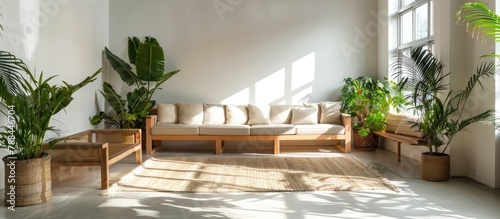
3, 155, 52, 207
421, 152, 450, 182
353, 130, 379, 151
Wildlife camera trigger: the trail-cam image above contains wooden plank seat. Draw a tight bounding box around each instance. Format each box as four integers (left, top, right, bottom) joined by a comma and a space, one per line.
49, 129, 142, 189
373, 130, 427, 161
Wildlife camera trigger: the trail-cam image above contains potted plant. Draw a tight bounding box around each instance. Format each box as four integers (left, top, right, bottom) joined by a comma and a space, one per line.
90, 36, 180, 129
391, 46, 496, 181
341, 76, 407, 150
0, 51, 101, 206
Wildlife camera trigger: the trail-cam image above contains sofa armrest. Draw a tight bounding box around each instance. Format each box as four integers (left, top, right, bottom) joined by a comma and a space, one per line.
341, 113, 351, 127
146, 115, 157, 126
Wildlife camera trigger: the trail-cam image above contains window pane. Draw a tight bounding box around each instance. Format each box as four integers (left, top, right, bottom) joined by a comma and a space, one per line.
402, 0, 415, 7
401, 11, 413, 44
415, 3, 428, 40
430, 0, 434, 36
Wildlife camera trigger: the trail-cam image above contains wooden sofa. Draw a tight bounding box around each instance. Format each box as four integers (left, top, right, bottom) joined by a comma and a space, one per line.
145, 102, 352, 155
49, 129, 142, 189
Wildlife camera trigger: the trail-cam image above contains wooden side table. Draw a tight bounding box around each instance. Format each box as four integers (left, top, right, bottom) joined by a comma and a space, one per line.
50, 129, 142, 189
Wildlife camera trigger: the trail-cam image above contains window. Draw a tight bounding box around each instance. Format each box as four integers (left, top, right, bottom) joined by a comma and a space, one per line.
397, 0, 434, 54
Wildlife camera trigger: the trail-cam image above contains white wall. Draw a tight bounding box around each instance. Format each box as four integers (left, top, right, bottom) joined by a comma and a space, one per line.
108, 0, 379, 105
0, 0, 109, 189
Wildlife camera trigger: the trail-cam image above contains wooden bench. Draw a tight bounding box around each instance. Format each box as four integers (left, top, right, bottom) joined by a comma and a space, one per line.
373, 130, 427, 161
49, 129, 142, 189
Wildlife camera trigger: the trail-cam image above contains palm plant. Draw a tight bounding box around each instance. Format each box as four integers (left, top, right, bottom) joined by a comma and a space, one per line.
391, 46, 496, 154
90, 37, 180, 129
0, 61, 101, 160
456, 2, 500, 47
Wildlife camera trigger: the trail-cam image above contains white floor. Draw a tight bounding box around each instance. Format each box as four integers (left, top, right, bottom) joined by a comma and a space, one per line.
1, 146, 500, 219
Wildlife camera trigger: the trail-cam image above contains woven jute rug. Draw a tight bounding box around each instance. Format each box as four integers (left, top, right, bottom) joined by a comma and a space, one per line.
107, 156, 399, 193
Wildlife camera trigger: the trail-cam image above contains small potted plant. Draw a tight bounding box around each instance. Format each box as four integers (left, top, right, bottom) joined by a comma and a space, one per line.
341, 76, 406, 150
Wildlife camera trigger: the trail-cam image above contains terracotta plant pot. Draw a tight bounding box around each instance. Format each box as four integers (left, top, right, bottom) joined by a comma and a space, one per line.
3, 155, 52, 207
421, 152, 450, 182
353, 130, 379, 151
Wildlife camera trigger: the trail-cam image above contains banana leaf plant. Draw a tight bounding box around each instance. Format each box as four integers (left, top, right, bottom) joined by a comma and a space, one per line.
90, 37, 180, 129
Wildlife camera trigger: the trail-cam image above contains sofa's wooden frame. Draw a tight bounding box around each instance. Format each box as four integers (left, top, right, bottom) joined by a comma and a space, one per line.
50, 129, 142, 189
145, 114, 351, 155
373, 130, 427, 161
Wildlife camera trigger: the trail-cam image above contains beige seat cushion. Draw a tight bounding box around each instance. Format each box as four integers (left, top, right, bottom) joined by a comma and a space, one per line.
248, 104, 271, 125
270, 105, 293, 124
291, 107, 318, 124
226, 105, 248, 125
203, 104, 226, 124
319, 101, 342, 124
151, 124, 200, 135
199, 124, 250, 135
178, 103, 204, 125
395, 115, 425, 138
157, 103, 177, 124
295, 124, 345, 135
250, 124, 296, 135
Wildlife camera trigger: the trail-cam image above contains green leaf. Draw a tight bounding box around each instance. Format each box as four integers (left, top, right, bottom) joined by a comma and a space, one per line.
136, 42, 165, 81
128, 87, 152, 117
358, 128, 371, 137
128, 37, 140, 65
101, 82, 126, 114
104, 47, 141, 86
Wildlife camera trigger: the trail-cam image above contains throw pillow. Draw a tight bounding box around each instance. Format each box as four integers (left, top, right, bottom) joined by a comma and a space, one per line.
395, 115, 425, 138
303, 103, 321, 123
248, 104, 271, 125
270, 105, 293, 124
291, 107, 319, 124
385, 112, 403, 133
319, 101, 342, 124
157, 103, 178, 124
226, 105, 249, 125
177, 103, 204, 125
203, 104, 226, 124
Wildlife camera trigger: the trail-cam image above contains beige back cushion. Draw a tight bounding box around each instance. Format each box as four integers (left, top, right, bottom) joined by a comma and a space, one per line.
303, 103, 321, 123
177, 103, 204, 125
157, 103, 178, 124
203, 104, 226, 124
395, 115, 425, 138
385, 112, 404, 133
291, 107, 319, 124
270, 105, 293, 124
226, 105, 248, 125
248, 104, 271, 125
319, 101, 342, 124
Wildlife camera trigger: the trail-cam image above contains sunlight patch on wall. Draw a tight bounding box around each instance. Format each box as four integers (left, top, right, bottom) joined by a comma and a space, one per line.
20, 0, 40, 60
222, 87, 250, 104
292, 52, 315, 91
255, 68, 285, 104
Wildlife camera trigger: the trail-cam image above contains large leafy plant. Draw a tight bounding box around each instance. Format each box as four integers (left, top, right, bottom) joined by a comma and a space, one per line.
0, 57, 101, 160
91, 37, 180, 129
341, 76, 407, 137
391, 46, 496, 154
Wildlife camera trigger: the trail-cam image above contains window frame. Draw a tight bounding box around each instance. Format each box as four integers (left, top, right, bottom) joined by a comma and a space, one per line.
397, 0, 434, 53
